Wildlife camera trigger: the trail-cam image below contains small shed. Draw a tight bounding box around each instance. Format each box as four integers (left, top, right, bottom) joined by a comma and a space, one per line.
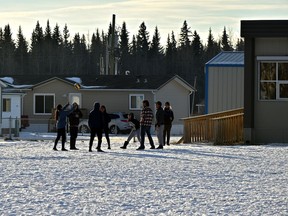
205, 51, 244, 114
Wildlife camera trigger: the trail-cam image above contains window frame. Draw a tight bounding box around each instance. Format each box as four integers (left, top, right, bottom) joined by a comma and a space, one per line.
257, 56, 288, 101
129, 94, 144, 110
33, 93, 55, 115
2, 98, 11, 112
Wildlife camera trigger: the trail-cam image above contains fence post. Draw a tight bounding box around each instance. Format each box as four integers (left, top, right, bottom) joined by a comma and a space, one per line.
15, 117, 20, 137
8, 116, 13, 140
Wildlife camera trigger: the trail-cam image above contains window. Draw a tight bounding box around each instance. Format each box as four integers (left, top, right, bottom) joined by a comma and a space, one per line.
69, 93, 81, 107
258, 59, 288, 100
3, 98, 11, 112
34, 94, 54, 114
129, 94, 144, 110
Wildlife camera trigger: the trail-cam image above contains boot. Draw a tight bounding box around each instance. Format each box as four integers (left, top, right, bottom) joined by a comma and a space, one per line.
97, 147, 104, 152
120, 141, 129, 149
62, 143, 68, 151
108, 142, 111, 150
156, 145, 163, 149
136, 145, 145, 150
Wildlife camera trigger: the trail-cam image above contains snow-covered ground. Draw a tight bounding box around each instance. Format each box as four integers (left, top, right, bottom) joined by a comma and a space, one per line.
0, 132, 287, 215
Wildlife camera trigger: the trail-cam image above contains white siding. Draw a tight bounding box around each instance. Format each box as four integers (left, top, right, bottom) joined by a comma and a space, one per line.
2, 94, 22, 128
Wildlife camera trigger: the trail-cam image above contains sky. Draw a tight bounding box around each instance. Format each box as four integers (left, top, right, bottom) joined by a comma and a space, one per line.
0, 0, 288, 46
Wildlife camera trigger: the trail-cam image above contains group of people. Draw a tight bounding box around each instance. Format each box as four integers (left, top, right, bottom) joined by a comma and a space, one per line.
52, 99, 174, 152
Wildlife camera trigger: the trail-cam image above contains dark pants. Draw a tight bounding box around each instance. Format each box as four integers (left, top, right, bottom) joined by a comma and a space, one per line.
103, 127, 110, 147
140, 125, 154, 148
163, 124, 172, 145
70, 126, 79, 149
54, 128, 66, 149
89, 128, 103, 151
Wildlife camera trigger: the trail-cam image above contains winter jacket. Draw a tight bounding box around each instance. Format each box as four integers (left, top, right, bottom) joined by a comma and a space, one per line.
140, 106, 153, 127
163, 108, 174, 125
68, 108, 83, 127
88, 102, 103, 129
129, 118, 140, 130
155, 107, 165, 127
102, 111, 111, 130
56, 104, 75, 129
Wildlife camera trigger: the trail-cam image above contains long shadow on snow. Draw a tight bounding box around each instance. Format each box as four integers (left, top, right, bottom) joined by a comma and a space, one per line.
107, 150, 198, 162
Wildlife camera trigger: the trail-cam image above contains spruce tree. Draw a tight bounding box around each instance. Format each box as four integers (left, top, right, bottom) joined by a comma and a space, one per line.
221, 27, 233, 51
90, 29, 102, 75
15, 26, 29, 75
119, 22, 130, 75
61, 24, 72, 74
136, 22, 150, 75
44, 20, 53, 74
149, 26, 164, 75
52, 23, 63, 74
236, 38, 245, 51
30, 21, 44, 74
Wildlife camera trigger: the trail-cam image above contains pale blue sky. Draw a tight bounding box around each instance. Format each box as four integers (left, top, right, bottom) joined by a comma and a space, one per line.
0, 0, 287, 46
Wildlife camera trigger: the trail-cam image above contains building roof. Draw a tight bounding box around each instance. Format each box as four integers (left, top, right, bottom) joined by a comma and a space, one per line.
241, 20, 288, 37
0, 74, 194, 91
206, 51, 244, 67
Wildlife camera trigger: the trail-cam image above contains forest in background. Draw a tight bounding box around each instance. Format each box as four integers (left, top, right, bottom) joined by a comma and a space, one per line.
0, 20, 244, 104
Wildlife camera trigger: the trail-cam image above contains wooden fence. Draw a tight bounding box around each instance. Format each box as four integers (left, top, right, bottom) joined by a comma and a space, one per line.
179, 108, 244, 145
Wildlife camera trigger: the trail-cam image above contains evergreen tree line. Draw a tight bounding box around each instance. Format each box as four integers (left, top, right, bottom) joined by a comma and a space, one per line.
0, 20, 244, 103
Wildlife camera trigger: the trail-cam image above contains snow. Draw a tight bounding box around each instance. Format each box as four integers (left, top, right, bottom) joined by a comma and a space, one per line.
0, 132, 287, 215
66, 77, 82, 84
0, 77, 14, 84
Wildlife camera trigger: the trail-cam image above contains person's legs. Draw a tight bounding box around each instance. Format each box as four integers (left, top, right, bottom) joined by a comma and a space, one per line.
137, 126, 146, 150
89, 128, 96, 151
104, 128, 110, 149
163, 125, 168, 146
70, 127, 77, 149
146, 126, 155, 149
96, 129, 103, 151
156, 125, 164, 149
166, 125, 172, 145
135, 129, 141, 143
61, 129, 67, 150
126, 130, 135, 143
53, 128, 62, 150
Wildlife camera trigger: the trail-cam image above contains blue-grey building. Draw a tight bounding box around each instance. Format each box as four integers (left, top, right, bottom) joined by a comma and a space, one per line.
205, 51, 244, 114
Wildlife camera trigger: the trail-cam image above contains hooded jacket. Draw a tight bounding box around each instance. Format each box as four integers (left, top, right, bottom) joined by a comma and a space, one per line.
56, 104, 74, 129
88, 102, 103, 129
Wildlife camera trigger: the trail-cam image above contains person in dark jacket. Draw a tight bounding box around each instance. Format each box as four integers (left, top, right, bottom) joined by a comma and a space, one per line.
155, 101, 165, 149
137, 100, 155, 150
100, 105, 111, 149
120, 112, 141, 149
68, 102, 83, 150
163, 101, 174, 146
88, 102, 104, 152
53, 103, 75, 151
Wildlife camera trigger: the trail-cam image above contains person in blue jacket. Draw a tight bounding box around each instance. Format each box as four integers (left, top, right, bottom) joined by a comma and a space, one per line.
53, 103, 75, 151
88, 102, 104, 152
